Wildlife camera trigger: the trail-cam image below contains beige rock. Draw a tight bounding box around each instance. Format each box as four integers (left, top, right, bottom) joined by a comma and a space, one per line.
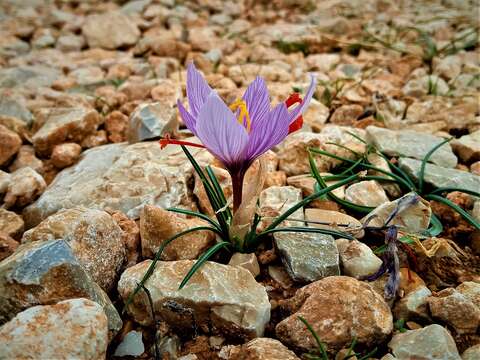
51, 142, 82, 168
0, 208, 24, 239
0, 171, 10, 195
287, 173, 345, 209
81, 130, 108, 148
393, 285, 432, 322
330, 104, 364, 126
0, 299, 108, 360
305, 208, 364, 238
3, 167, 46, 209
303, 98, 329, 131
0, 233, 18, 261
226, 338, 300, 360
259, 186, 303, 229
32, 107, 102, 156
345, 180, 389, 207
70, 66, 105, 86
361, 192, 431, 234
366, 153, 402, 198
428, 288, 480, 334
462, 345, 480, 360
0, 124, 22, 166
105, 110, 128, 143
451, 130, 480, 163
264, 171, 287, 188
471, 161, 480, 176
8, 145, 43, 174
388, 324, 461, 360
22, 207, 126, 291
82, 12, 140, 49
456, 281, 480, 308
140, 205, 215, 260
276, 276, 392, 352
118, 260, 271, 339
228, 253, 260, 277
336, 238, 382, 278
110, 210, 140, 267
277, 126, 366, 176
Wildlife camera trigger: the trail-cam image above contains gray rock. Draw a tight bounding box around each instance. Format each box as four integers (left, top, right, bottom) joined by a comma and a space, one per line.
22, 207, 126, 291
388, 324, 461, 360
225, 338, 300, 359
0, 94, 34, 127
118, 260, 270, 339
0, 299, 108, 360
275, 231, 339, 283
23, 141, 206, 228
451, 130, 480, 163
366, 126, 457, 168
398, 158, 480, 193
0, 65, 60, 88
114, 330, 145, 357
127, 102, 177, 143
0, 239, 122, 338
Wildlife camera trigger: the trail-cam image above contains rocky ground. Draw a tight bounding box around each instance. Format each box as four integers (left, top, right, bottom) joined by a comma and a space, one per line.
0, 0, 479, 359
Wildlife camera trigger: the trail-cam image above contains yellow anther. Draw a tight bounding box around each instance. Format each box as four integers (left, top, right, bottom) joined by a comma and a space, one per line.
229, 99, 251, 132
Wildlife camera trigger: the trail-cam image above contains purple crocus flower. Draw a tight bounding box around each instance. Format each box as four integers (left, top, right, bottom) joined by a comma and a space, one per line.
162, 62, 317, 211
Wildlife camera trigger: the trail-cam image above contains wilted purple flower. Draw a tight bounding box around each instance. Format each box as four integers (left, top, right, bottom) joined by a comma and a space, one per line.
162, 62, 317, 211
363, 225, 400, 300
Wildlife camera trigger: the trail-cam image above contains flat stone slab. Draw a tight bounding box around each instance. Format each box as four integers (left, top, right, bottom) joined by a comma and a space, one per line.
398, 158, 480, 193
23, 141, 210, 228
366, 126, 457, 168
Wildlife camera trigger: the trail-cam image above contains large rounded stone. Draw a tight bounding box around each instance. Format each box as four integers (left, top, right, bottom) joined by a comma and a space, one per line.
118, 260, 270, 340
276, 276, 392, 352
0, 298, 108, 360
22, 207, 126, 291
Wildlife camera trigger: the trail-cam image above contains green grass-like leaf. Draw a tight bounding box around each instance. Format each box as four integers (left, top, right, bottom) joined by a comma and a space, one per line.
425, 213, 443, 237
206, 165, 232, 220
298, 316, 328, 360
430, 187, 480, 198
263, 173, 360, 233
167, 207, 222, 231
425, 194, 480, 230
178, 241, 231, 289
261, 226, 355, 240
123, 226, 221, 313
418, 137, 453, 193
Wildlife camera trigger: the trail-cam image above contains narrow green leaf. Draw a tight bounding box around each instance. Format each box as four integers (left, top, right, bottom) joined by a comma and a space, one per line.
167, 207, 222, 231
182, 146, 230, 233
310, 152, 374, 214
262, 226, 355, 240
377, 152, 416, 189
345, 130, 367, 144
425, 213, 443, 237
206, 165, 232, 220
123, 226, 221, 313
418, 138, 453, 193
430, 187, 480, 198
325, 142, 362, 157
426, 194, 480, 230
298, 316, 328, 360
263, 173, 360, 232
178, 241, 231, 289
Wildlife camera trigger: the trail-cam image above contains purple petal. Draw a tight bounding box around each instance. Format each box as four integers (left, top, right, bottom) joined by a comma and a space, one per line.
177, 100, 198, 135
195, 94, 249, 168
245, 102, 290, 161
187, 62, 213, 117
242, 76, 270, 125
288, 74, 317, 123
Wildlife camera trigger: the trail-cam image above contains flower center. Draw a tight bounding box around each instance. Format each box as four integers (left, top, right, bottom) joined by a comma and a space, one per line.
229, 99, 251, 132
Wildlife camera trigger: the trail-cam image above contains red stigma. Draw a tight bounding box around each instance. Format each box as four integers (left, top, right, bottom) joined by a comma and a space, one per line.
159, 136, 205, 149
285, 93, 304, 134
